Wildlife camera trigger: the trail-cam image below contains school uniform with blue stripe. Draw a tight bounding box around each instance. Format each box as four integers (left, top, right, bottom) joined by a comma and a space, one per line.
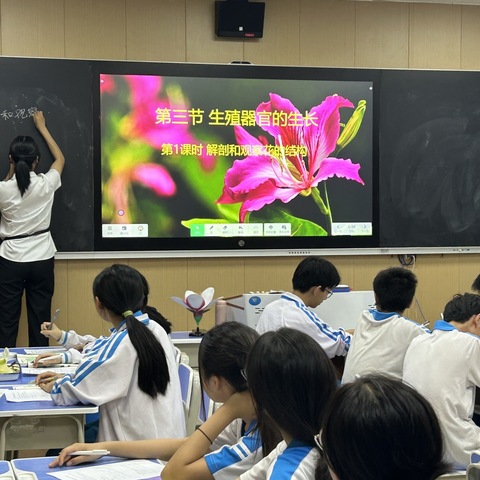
205, 419, 263, 480
342, 308, 429, 383
256, 292, 351, 358
240, 440, 320, 480
50, 312, 186, 442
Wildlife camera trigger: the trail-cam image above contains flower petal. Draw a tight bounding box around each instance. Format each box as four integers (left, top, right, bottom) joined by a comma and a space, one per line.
312, 157, 364, 185
131, 163, 177, 197
201, 287, 215, 306
305, 95, 354, 175
185, 293, 205, 310
238, 180, 301, 222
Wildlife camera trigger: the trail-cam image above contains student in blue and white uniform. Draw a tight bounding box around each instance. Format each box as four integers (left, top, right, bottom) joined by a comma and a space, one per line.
239, 328, 337, 480
36, 264, 185, 442
342, 267, 428, 383
34, 272, 172, 366
256, 256, 351, 359
404, 293, 480, 469
53, 322, 279, 480
318, 376, 451, 480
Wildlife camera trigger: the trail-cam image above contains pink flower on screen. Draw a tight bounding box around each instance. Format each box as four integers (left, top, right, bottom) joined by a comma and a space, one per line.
123, 75, 215, 171
217, 93, 364, 222
131, 163, 176, 197
100, 74, 115, 94
107, 163, 176, 224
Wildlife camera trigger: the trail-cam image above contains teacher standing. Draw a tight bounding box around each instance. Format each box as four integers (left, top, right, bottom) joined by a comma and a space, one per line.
0, 111, 65, 347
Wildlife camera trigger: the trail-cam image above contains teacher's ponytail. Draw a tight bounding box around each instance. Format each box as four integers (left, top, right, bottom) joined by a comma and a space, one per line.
9, 136, 40, 196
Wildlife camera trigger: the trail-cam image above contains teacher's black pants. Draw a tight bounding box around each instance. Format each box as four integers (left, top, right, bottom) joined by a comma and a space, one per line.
0, 256, 54, 347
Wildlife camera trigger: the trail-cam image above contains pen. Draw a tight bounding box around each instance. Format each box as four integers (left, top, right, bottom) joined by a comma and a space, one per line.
47, 309, 61, 330
70, 450, 110, 456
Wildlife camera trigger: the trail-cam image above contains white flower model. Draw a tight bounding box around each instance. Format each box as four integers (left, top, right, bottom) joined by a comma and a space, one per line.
171, 287, 220, 336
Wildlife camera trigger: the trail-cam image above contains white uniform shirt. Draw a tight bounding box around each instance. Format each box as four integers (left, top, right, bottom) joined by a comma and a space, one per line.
0, 170, 61, 262
256, 293, 351, 358
51, 313, 186, 441
240, 440, 319, 480
342, 308, 429, 383
403, 320, 480, 468
205, 419, 263, 480
56, 329, 98, 364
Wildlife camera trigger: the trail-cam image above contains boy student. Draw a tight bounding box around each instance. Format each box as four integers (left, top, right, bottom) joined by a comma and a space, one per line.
256, 256, 352, 359
342, 267, 427, 383
403, 293, 480, 468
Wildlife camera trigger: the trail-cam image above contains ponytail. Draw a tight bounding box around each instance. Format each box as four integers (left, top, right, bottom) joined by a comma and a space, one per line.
93, 264, 171, 399
9, 136, 40, 197
125, 313, 170, 397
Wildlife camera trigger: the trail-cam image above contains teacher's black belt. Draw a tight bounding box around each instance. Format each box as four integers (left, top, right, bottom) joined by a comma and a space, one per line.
1, 227, 50, 242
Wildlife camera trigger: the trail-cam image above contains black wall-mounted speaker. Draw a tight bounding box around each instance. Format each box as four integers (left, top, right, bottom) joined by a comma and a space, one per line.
215, 1, 265, 38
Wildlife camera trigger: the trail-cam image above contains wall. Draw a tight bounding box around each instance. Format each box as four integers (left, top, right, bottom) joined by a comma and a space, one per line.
1, 0, 478, 343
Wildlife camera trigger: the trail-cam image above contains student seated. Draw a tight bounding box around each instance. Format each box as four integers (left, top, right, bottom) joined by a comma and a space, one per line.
317, 376, 451, 480
256, 256, 351, 359
342, 267, 427, 383
34, 271, 172, 366
235, 327, 337, 480
404, 293, 480, 468
52, 322, 280, 480
35, 264, 185, 442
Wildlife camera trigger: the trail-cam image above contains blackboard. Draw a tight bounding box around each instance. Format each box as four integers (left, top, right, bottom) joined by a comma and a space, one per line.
0, 57, 93, 252
2, 56, 479, 254
379, 69, 480, 248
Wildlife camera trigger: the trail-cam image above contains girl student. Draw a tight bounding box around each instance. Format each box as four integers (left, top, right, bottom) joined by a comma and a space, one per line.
36, 264, 185, 442
317, 376, 451, 480
52, 321, 281, 480
237, 327, 338, 480
0, 111, 65, 348
34, 271, 172, 366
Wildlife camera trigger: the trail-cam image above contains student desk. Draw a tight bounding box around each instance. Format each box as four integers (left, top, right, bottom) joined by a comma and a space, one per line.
171, 332, 202, 368
0, 348, 98, 461
10, 456, 163, 479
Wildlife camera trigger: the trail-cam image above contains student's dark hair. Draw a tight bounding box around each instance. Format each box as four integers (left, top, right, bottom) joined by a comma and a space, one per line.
472, 274, 480, 293
318, 376, 451, 480
292, 256, 340, 293
198, 321, 258, 393
245, 328, 336, 457
92, 264, 170, 398
373, 267, 417, 312
9, 136, 40, 197
199, 322, 281, 455
443, 293, 480, 324
138, 272, 172, 334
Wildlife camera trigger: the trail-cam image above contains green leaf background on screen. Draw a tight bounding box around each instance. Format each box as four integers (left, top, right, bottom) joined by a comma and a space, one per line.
249, 210, 328, 236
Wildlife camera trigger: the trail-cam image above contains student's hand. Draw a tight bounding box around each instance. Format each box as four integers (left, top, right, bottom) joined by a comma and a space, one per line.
40, 322, 62, 341
35, 371, 62, 392
50, 443, 103, 467
33, 110, 46, 130
33, 352, 62, 367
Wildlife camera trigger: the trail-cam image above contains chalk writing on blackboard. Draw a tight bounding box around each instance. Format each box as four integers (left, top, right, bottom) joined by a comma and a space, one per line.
0, 107, 37, 121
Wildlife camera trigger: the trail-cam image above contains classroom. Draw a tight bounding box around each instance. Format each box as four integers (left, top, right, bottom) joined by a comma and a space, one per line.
1, 0, 480, 478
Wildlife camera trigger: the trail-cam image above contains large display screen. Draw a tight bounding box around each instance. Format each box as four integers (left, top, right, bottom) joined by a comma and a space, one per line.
93, 62, 378, 252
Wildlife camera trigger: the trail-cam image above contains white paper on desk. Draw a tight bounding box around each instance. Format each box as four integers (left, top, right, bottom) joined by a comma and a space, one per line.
15, 354, 37, 366
0, 389, 8, 398
22, 366, 77, 375
46, 459, 164, 480
5, 389, 52, 402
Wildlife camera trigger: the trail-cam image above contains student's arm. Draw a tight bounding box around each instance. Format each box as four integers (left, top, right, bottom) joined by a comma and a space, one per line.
33, 111, 65, 174
50, 439, 187, 467
162, 391, 255, 480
